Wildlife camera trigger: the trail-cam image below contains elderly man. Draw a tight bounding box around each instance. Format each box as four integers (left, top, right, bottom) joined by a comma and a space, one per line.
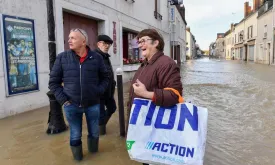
95, 35, 117, 135
49, 28, 109, 161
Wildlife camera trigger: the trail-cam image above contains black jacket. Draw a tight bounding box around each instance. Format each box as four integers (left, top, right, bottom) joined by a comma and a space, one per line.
49, 47, 109, 107
95, 48, 116, 98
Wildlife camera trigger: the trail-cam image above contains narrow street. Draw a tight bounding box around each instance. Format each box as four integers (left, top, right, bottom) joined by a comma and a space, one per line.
1, 58, 275, 165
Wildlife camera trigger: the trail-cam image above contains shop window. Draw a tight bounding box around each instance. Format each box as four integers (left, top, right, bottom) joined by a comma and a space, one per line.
123, 31, 143, 65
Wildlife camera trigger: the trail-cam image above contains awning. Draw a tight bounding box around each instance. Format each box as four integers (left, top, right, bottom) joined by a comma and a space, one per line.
247, 40, 255, 46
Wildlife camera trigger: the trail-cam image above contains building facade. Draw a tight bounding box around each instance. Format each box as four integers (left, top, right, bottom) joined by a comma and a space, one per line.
243, 7, 258, 62
256, 0, 274, 64
0, 0, 187, 118
233, 20, 245, 60
209, 42, 216, 57
214, 33, 225, 58
224, 26, 234, 60
186, 27, 196, 59
221, 0, 275, 63
170, 5, 187, 64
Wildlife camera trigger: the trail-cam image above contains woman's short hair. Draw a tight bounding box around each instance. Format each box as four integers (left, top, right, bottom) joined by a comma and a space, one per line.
137, 29, 164, 51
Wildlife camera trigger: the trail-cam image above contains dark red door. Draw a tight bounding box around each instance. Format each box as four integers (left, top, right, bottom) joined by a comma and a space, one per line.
63, 12, 98, 50
176, 45, 181, 65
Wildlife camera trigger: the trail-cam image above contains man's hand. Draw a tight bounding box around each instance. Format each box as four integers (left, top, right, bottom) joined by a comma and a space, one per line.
63, 101, 71, 106
132, 79, 154, 99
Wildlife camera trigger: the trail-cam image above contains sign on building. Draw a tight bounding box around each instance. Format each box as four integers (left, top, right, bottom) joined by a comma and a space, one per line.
169, 6, 176, 23
1, 14, 39, 96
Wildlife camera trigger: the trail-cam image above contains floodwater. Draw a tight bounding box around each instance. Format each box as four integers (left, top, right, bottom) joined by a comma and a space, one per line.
182, 58, 275, 165
0, 58, 275, 165
0, 85, 137, 165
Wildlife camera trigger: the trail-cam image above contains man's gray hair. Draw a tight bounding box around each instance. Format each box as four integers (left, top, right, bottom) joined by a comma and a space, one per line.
70, 28, 89, 44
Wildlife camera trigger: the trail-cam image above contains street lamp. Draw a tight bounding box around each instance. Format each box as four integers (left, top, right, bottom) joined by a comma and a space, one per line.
46, 0, 67, 134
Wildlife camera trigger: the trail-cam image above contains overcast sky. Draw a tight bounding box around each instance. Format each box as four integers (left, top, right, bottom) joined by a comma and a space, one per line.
184, 0, 254, 50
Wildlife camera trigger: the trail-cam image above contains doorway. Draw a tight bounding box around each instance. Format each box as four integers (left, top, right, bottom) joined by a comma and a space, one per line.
267, 43, 271, 65
63, 11, 98, 50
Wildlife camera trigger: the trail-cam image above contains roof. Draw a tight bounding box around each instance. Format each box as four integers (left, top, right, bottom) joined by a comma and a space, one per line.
175, 5, 187, 25
224, 30, 231, 37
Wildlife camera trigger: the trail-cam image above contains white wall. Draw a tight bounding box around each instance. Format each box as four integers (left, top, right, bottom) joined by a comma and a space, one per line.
233, 21, 245, 60
244, 12, 258, 42
215, 38, 225, 58
0, 0, 49, 118
186, 30, 196, 59
174, 9, 187, 63
256, 10, 273, 64
192, 37, 196, 57
224, 32, 233, 59
233, 21, 245, 44
244, 12, 258, 62
186, 30, 191, 58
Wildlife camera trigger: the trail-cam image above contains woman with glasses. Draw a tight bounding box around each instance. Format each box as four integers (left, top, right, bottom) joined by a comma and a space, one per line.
126, 29, 183, 165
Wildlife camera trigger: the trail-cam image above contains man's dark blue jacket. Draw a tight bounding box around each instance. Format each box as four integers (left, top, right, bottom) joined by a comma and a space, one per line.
49, 47, 109, 107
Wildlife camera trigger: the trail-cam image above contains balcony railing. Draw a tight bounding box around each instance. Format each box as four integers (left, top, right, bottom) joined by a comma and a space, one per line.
258, 0, 273, 17
154, 11, 162, 20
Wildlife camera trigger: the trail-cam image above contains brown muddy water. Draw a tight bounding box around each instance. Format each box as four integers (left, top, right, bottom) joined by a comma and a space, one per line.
182, 58, 275, 165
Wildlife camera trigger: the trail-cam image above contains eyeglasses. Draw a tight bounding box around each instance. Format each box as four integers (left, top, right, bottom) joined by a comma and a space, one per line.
71, 28, 86, 40
137, 38, 153, 45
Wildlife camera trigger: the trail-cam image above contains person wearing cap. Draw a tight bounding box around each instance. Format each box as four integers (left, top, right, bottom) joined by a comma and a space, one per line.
95, 35, 117, 135
49, 29, 109, 161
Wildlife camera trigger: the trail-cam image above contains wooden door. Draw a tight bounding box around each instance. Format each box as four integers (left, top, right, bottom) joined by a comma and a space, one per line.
63, 12, 98, 50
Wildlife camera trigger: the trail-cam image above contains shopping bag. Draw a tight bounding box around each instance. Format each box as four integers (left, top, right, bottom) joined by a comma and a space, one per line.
127, 98, 208, 165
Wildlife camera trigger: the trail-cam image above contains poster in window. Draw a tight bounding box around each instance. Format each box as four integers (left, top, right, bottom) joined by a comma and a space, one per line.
1, 14, 39, 96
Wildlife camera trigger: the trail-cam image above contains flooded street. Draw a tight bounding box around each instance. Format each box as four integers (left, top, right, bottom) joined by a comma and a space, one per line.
1, 58, 275, 165
182, 58, 275, 165
0, 85, 139, 165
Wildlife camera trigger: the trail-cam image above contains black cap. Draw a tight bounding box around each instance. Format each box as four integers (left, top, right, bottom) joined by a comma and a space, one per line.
97, 35, 113, 44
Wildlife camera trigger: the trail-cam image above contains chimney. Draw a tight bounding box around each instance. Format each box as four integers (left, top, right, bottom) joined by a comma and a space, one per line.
217, 33, 224, 39
248, 6, 252, 13
253, 0, 260, 11
259, 0, 264, 6
244, 2, 249, 17
230, 23, 234, 32
186, 27, 190, 32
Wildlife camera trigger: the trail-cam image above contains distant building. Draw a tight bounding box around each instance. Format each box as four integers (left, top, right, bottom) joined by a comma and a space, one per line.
224, 24, 235, 60
215, 34, 226, 58
186, 27, 196, 59
222, 0, 274, 63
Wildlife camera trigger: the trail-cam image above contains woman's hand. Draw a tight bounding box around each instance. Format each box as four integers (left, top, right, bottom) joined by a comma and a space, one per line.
133, 79, 154, 99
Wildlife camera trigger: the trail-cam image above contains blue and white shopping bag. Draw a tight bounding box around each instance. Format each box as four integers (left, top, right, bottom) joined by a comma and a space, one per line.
127, 98, 208, 165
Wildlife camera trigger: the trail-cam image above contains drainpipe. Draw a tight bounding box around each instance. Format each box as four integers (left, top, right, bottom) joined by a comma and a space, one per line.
46, 0, 67, 134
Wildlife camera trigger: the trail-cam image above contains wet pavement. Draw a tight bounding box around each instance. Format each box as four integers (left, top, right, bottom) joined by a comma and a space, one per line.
1, 58, 275, 165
